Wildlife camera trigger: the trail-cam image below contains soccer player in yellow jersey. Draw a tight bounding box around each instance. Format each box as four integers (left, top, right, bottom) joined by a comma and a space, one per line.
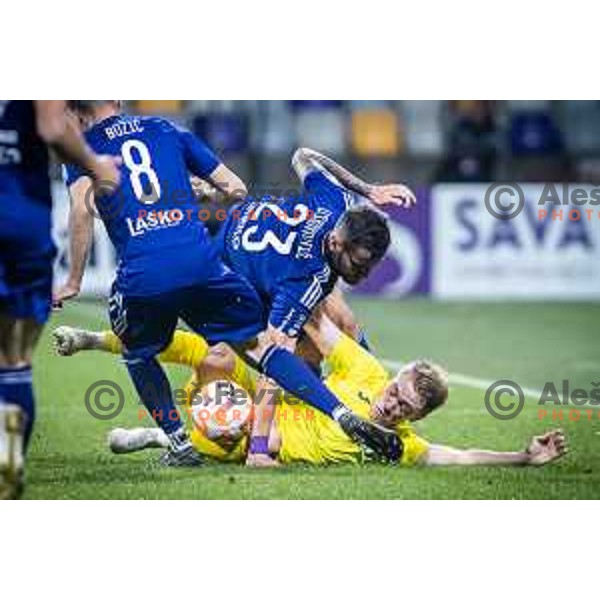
53, 314, 567, 468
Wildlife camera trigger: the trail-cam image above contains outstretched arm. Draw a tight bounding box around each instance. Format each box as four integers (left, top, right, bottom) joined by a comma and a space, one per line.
53, 176, 95, 306
292, 146, 416, 208
421, 430, 567, 467
245, 376, 281, 468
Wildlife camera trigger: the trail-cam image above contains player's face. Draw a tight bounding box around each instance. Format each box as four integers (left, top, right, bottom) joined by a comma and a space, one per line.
328, 233, 376, 284
373, 365, 427, 425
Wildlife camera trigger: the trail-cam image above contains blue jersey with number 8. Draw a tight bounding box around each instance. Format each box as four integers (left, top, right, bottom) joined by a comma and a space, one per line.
65, 114, 221, 296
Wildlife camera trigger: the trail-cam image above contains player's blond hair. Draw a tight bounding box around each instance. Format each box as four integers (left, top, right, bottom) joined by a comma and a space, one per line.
412, 360, 448, 414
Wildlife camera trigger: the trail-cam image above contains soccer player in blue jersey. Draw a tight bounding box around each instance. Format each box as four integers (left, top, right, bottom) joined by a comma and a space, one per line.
58, 101, 407, 467
217, 146, 416, 464
0, 100, 121, 499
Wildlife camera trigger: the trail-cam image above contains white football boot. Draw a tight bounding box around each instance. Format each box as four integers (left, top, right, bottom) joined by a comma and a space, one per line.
108, 427, 169, 454
52, 326, 101, 357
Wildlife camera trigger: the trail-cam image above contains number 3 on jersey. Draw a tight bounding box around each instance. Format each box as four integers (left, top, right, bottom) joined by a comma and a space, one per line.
241, 203, 311, 255
121, 139, 161, 204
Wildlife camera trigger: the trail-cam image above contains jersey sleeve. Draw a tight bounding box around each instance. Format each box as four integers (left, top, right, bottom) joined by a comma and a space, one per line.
269, 285, 316, 338
303, 171, 356, 214
176, 126, 221, 179
269, 266, 333, 337
63, 162, 87, 187
396, 423, 429, 466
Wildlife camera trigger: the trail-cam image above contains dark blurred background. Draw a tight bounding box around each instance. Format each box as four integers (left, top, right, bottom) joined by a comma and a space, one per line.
52, 100, 600, 300
123, 100, 600, 188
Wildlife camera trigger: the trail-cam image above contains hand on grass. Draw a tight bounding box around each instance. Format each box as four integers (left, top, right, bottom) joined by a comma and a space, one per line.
526, 430, 568, 466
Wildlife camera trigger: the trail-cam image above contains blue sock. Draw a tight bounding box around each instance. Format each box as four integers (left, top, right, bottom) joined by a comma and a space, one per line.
260, 346, 345, 418
125, 356, 182, 435
0, 366, 35, 452
357, 328, 371, 352
308, 361, 323, 380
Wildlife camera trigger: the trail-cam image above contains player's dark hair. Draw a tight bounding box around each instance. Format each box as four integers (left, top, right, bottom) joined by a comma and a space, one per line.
339, 205, 391, 262
68, 101, 120, 114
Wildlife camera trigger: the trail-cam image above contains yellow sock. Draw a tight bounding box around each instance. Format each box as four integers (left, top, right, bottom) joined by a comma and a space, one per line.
101, 331, 122, 354
101, 329, 209, 369
158, 331, 209, 368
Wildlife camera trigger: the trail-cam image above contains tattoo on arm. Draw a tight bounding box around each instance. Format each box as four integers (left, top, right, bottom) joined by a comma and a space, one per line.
292, 147, 373, 196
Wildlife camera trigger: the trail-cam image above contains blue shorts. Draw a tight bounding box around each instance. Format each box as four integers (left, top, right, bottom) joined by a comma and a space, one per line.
109, 267, 267, 360
0, 196, 55, 324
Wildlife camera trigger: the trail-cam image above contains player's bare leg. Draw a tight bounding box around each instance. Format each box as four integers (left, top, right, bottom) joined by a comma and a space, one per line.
0, 314, 20, 365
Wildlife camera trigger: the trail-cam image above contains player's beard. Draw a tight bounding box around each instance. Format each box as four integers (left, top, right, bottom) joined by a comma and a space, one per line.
323, 241, 343, 279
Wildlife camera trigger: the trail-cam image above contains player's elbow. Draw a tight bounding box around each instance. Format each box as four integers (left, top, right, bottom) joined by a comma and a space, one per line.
292, 147, 309, 169
231, 176, 248, 200
212, 164, 248, 202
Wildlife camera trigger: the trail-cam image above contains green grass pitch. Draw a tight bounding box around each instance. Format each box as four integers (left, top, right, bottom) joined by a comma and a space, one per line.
25, 298, 600, 499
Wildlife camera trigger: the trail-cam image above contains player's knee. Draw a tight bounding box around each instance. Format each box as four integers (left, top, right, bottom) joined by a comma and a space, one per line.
0, 324, 31, 368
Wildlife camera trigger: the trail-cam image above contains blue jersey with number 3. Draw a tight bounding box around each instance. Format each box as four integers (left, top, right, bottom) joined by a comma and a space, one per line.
219, 171, 354, 337
65, 114, 222, 296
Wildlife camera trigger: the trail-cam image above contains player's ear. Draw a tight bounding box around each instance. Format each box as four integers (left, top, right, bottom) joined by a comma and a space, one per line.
328, 229, 344, 253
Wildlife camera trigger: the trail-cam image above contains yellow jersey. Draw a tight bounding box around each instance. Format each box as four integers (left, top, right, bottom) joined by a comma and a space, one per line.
277, 334, 429, 466
189, 334, 429, 466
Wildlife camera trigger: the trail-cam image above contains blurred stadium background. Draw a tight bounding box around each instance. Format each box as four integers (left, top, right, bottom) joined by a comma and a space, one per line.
52, 100, 600, 301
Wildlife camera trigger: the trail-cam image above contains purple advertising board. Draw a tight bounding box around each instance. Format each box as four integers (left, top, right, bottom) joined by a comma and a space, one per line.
354, 187, 431, 297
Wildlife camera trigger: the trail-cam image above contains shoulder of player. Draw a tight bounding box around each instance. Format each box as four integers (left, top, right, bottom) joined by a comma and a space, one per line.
145, 114, 175, 126
107, 114, 179, 136
395, 420, 417, 438
134, 115, 181, 134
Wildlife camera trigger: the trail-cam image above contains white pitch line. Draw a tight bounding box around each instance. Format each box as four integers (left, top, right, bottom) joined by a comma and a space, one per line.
380, 358, 544, 399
